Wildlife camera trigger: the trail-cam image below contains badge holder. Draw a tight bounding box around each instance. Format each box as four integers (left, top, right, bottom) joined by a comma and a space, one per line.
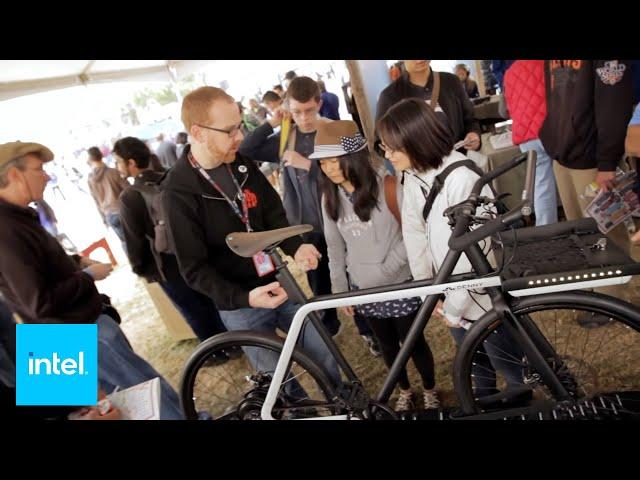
253, 251, 276, 277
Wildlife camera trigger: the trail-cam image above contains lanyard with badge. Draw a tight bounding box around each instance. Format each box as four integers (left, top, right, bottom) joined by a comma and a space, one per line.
187, 152, 275, 276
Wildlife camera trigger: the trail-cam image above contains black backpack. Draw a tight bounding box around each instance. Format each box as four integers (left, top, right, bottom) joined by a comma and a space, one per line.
417, 160, 509, 222
132, 172, 173, 277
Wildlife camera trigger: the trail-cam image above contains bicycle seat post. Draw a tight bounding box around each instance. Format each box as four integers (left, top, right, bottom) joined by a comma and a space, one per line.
268, 248, 309, 306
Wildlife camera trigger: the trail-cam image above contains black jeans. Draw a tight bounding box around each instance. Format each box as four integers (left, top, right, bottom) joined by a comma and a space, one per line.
353, 311, 374, 337
159, 277, 227, 342
303, 232, 340, 336
449, 325, 525, 398
364, 312, 436, 390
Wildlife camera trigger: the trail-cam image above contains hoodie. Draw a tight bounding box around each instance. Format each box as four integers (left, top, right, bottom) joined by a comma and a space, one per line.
87, 163, 130, 221
539, 60, 634, 172
402, 150, 496, 321
161, 145, 303, 310
322, 173, 411, 294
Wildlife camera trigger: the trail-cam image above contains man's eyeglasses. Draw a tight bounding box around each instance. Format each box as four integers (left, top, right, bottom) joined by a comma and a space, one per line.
196, 122, 244, 138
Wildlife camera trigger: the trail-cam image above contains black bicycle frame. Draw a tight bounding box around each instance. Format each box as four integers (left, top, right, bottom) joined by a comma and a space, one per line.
268, 234, 574, 407
270, 250, 359, 382
375, 239, 573, 405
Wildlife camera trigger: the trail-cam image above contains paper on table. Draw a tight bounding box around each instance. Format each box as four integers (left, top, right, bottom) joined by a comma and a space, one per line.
107, 377, 161, 420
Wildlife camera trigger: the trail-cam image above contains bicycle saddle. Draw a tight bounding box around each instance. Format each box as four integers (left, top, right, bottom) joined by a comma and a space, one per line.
226, 224, 313, 258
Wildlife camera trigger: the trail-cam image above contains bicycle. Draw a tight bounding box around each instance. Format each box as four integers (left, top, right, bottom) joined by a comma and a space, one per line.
180, 151, 640, 420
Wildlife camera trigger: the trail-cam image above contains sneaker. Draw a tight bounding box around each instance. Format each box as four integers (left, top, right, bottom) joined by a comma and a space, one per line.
361, 334, 382, 357
576, 312, 612, 329
395, 390, 414, 412
224, 345, 243, 360
422, 389, 441, 410
202, 351, 229, 368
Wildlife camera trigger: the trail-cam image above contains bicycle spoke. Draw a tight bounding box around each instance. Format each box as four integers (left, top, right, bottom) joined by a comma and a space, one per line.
476, 349, 527, 368
471, 361, 506, 375
574, 328, 592, 381
209, 368, 244, 395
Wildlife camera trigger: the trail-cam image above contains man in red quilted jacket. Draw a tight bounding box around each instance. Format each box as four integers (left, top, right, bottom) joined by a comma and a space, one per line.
504, 60, 558, 226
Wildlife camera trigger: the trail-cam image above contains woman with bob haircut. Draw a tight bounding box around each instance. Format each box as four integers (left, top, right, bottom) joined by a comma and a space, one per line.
377, 98, 526, 401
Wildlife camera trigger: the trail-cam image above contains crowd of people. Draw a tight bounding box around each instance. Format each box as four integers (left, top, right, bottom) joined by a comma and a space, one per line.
1, 59, 639, 419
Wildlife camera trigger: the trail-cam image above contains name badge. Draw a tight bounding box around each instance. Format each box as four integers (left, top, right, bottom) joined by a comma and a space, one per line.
252, 251, 276, 277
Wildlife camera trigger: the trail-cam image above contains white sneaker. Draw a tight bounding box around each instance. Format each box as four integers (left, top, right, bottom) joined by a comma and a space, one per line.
395, 390, 414, 412
423, 389, 441, 410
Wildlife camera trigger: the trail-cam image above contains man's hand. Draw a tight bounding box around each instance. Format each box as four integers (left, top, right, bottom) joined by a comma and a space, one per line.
463, 132, 481, 151
249, 282, 288, 309
85, 263, 113, 281
79, 256, 99, 268
282, 150, 311, 171
595, 171, 616, 191
268, 107, 290, 128
73, 406, 122, 420
294, 244, 322, 271
339, 306, 355, 317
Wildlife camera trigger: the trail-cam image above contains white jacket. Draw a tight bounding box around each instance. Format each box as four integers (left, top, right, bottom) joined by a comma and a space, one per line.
402, 150, 495, 321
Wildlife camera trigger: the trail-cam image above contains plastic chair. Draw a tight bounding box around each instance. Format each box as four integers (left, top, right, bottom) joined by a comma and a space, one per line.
81, 237, 117, 266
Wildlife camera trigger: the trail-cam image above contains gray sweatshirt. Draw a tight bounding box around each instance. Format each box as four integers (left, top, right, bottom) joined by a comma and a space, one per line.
322, 174, 411, 293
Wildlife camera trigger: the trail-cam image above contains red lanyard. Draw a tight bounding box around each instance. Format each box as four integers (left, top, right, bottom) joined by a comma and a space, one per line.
187, 152, 252, 232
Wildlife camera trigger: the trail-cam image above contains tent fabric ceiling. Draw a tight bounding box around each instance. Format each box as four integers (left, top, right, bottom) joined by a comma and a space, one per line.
0, 60, 212, 102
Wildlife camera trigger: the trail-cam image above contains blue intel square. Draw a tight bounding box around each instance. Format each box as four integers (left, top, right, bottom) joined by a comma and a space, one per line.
16, 324, 98, 406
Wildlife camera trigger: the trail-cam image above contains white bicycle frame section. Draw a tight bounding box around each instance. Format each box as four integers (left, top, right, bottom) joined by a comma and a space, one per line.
260, 272, 632, 420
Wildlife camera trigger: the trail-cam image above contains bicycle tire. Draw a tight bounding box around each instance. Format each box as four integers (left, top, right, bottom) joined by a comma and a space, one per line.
180, 330, 339, 420
454, 291, 640, 418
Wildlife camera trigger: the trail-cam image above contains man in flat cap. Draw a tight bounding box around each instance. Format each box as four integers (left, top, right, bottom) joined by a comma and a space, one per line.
0, 141, 183, 419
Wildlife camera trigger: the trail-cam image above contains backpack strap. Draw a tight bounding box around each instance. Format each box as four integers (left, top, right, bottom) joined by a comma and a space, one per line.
430, 71, 440, 111
420, 160, 495, 222
384, 175, 401, 226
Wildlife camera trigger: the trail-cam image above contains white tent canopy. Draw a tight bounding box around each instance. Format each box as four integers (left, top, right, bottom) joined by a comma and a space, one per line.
0, 60, 216, 102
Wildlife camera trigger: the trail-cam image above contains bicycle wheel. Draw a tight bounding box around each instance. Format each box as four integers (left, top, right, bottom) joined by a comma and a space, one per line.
180, 331, 341, 420
454, 291, 640, 419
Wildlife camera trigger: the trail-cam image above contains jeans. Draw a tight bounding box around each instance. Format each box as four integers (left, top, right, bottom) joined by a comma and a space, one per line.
159, 279, 227, 342
97, 314, 184, 420
0, 300, 15, 388
519, 139, 558, 226
219, 300, 341, 386
449, 324, 525, 398
105, 212, 127, 254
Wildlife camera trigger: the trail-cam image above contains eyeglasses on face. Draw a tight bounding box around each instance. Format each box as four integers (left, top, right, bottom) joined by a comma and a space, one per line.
196, 122, 244, 138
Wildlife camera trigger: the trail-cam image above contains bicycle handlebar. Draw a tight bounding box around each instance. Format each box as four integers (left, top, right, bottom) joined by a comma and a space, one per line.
448, 150, 537, 251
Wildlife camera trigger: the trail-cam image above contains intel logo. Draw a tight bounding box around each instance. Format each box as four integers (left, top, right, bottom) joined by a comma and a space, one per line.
28, 351, 88, 376
17, 324, 98, 405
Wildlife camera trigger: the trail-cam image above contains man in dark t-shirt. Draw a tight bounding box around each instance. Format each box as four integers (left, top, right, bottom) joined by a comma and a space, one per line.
239, 77, 341, 336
